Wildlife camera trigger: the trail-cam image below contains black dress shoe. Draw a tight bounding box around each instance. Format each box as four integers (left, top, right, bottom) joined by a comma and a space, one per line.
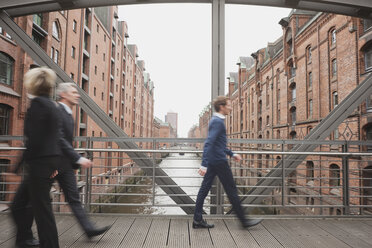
86, 225, 111, 238
242, 219, 263, 229
16, 238, 40, 247
192, 219, 214, 229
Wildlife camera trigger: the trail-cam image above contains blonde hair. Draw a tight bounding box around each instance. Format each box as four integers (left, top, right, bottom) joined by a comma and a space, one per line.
24, 67, 56, 97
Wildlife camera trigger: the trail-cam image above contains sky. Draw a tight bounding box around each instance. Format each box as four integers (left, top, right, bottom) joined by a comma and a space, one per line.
118, 4, 291, 137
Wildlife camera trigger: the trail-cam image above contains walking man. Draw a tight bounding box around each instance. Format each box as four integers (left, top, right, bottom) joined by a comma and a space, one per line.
54, 82, 111, 237
14, 82, 110, 247
193, 96, 262, 229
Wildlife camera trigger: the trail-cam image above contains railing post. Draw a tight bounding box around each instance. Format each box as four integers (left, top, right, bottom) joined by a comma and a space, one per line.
342, 142, 350, 215
85, 137, 93, 213
281, 141, 285, 207
152, 139, 156, 207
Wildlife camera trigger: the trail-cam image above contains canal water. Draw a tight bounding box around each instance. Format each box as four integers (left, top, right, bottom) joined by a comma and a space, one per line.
100, 152, 206, 214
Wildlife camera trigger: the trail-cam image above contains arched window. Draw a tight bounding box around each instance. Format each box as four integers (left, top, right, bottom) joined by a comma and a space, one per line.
306, 161, 314, 183
0, 104, 11, 136
0, 52, 14, 86
331, 29, 336, 45
329, 164, 340, 187
308, 72, 312, 88
52, 21, 60, 39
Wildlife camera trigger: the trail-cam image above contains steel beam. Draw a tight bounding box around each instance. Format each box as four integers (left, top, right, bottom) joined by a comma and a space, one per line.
211, 0, 225, 215
2, 0, 372, 19
228, 72, 372, 212
0, 10, 198, 214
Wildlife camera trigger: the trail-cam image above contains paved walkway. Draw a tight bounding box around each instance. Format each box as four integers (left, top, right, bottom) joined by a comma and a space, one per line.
1, 214, 372, 247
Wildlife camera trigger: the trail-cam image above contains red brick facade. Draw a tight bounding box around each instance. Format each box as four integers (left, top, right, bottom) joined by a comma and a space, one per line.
0, 7, 154, 202
192, 11, 372, 214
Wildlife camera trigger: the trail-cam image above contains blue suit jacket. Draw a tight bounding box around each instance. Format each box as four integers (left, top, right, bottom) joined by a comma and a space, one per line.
201, 115, 233, 168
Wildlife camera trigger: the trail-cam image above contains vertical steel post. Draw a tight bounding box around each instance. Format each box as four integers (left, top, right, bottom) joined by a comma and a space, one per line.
342, 142, 350, 215
152, 139, 156, 206
85, 137, 93, 213
210, 0, 225, 215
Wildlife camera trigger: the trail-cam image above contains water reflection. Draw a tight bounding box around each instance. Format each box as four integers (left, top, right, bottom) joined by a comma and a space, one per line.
100, 152, 205, 214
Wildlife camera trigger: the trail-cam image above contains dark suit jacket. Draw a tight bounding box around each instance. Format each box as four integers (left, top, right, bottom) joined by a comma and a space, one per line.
23, 96, 63, 176
57, 103, 81, 170
24, 96, 62, 162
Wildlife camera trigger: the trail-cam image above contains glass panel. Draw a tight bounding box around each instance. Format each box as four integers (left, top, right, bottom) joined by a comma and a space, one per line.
0, 53, 13, 85
33, 14, 42, 26
0, 105, 10, 135
365, 48, 372, 71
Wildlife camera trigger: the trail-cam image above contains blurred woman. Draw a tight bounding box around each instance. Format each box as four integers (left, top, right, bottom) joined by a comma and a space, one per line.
11, 67, 61, 248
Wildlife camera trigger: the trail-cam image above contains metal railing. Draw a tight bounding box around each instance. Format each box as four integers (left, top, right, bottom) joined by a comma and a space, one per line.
1, 136, 372, 217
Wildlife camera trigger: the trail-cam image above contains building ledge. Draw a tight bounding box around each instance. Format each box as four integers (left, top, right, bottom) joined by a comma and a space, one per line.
0, 85, 20, 97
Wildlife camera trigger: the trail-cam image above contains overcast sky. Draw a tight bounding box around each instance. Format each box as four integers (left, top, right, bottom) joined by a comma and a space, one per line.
118, 4, 291, 138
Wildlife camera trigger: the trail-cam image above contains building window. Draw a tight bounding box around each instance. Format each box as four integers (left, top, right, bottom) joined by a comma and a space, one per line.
32, 30, 42, 46
0, 104, 11, 136
94, 87, 96, 96
72, 20, 77, 32
103, 53, 105, 61
70, 73, 74, 80
54, 49, 59, 64
290, 83, 296, 102
364, 44, 372, 72
332, 59, 337, 78
0, 52, 14, 86
97, 24, 99, 33
94, 66, 97, 75
306, 161, 314, 182
289, 62, 296, 78
307, 46, 312, 62
329, 164, 340, 187
96, 45, 98, 54
52, 21, 59, 39
333, 92, 338, 108
364, 19, 372, 32
266, 115, 269, 126
71, 46, 76, 58
102, 73, 105, 81
308, 72, 312, 88
308, 99, 313, 118
331, 29, 336, 45
33, 13, 43, 26
366, 95, 372, 112
290, 107, 296, 126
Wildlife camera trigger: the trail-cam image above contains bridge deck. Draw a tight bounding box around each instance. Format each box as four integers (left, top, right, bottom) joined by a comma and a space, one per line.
1, 214, 372, 247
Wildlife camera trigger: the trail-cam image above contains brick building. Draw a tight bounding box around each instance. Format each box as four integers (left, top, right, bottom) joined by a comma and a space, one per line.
0, 6, 154, 202
192, 10, 372, 214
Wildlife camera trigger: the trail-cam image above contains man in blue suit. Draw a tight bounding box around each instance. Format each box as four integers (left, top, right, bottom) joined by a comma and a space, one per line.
193, 96, 262, 229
